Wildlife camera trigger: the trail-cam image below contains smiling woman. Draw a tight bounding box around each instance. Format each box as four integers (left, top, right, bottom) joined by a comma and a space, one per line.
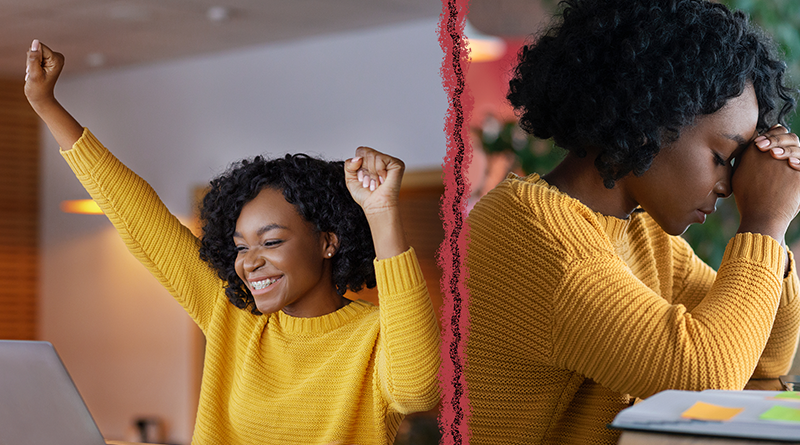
25, 40, 440, 445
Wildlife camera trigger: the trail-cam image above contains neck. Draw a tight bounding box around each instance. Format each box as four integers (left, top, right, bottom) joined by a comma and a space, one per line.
543, 152, 638, 219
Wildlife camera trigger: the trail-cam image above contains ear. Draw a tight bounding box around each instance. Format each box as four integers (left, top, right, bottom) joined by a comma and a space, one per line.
322, 232, 339, 258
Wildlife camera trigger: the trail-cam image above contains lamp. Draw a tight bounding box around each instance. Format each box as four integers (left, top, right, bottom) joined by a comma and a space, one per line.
60, 199, 103, 215
464, 20, 507, 62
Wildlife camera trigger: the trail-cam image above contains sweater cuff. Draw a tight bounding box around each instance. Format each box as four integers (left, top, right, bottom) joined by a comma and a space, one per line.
722, 232, 784, 276
60, 128, 108, 176
374, 247, 424, 296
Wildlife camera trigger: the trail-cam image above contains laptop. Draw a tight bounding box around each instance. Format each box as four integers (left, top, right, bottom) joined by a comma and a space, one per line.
0, 340, 106, 445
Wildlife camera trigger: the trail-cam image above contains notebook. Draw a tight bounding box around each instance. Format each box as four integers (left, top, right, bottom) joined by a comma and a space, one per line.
0, 340, 106, 445
610, 389, 800, 442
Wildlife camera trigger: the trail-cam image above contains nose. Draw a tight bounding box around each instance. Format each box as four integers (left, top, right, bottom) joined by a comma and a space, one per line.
713, 171, 732, 198
242, 249, 266, 273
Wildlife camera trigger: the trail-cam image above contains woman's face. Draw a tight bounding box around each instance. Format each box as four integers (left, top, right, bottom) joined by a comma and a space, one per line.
233, 187, 339, 317
624, 84, 759, 236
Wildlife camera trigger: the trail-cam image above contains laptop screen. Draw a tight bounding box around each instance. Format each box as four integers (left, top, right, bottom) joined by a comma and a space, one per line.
0, 340, 106, 445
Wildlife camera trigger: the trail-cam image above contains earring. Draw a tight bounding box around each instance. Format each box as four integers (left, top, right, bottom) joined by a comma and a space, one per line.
327, 252, 333, 257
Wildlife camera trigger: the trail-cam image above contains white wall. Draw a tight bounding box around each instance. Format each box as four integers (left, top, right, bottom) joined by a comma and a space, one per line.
39, 18, 446, 444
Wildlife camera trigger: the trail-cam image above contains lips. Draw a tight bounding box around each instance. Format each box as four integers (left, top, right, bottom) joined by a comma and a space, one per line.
249, 275, 283, 292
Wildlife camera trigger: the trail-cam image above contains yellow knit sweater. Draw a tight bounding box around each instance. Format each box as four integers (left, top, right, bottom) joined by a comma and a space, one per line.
62, 129, 441, 445
465, 173, 800, 445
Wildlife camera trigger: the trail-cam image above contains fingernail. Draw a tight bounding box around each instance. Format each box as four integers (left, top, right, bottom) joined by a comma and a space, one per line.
772, 147, 784, 156
370, 180, 376, 191
351, 156, 361, 163
357, 170, 363, 182
379, 176, 384, 184
756, 138, 770, 148
31, 39, 39, 51
791, 157, 800, 165
24, 73, 28, 82
362, 175, 370, 188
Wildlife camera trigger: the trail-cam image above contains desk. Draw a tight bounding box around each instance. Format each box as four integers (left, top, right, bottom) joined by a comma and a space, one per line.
618, 431, 790, 444
106, 441, 165, 445
617, 380, 798, 445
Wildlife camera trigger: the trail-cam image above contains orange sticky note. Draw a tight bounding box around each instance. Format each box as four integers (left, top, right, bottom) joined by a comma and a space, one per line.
680, 401, 744, 421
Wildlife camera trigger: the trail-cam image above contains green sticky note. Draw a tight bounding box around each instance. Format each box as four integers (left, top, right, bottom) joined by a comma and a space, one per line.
761, 405, 800, 422
774, 392, 800, 400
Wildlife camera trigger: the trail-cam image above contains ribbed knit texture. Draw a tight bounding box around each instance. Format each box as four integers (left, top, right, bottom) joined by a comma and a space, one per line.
465, 173, 800, 445
61, 129, 441, 444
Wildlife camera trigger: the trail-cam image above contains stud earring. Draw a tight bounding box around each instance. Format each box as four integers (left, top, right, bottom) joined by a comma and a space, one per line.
327, 252, 333, 257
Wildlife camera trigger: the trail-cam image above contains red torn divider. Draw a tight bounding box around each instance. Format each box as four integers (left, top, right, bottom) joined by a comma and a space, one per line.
437, 1, 473, 444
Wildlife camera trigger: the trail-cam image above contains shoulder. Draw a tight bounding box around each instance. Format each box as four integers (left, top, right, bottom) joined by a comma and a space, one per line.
469, 174, 615, 260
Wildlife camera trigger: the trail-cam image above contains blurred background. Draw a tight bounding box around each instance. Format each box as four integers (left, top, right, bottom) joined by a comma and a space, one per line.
0, 1, 447, 443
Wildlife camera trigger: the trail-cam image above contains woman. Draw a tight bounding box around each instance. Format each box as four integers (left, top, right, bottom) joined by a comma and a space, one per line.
465, 1, 800, 444
25, 40, 440, 444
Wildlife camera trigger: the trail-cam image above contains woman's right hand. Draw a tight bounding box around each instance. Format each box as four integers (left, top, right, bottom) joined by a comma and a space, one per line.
23, 40, 83, 150
24, 39, 65, 110
733, 126, 800, 242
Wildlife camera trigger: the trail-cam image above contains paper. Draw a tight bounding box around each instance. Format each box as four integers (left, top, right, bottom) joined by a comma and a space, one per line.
772, 391, 800, 401
760, 405, 800, 423
681, 401, 744, 421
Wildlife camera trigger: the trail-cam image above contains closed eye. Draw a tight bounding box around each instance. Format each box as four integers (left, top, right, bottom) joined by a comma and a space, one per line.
713, 152, 729, 167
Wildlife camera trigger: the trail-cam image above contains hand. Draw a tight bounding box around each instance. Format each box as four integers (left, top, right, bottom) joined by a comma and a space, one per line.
344, 147, 405, 217
22, 40, 83, 150
24, 39, 65, 110
733, 137, 800, 241
344, 147, 409, 259
753, 124, 800, 171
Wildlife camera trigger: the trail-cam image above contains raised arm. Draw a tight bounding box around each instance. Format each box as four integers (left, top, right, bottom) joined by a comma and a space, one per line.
24, 40, 223, 331
344, 148, 440, 412
344, 147, 409, 259
24, 39, 83, 150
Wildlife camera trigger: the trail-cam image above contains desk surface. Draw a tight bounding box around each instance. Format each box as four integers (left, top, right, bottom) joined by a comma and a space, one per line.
617, 380, 795, 445
618, 431, 792, 445
106, 441, 165, 445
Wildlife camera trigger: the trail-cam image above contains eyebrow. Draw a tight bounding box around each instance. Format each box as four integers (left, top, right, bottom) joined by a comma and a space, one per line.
723, 133, 747, 145
233, 223, 287, 238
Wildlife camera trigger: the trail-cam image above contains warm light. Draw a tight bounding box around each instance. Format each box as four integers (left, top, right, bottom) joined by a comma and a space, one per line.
465, 21, 507, 62
60, 199, 103, 215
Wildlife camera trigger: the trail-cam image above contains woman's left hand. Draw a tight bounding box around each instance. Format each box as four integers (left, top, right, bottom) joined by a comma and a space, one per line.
753, 124, 800, 171
344, 146, 405, 217
344, 147, 409, 259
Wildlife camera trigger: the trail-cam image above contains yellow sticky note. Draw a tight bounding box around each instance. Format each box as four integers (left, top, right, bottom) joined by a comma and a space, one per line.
761, 405, 800, 422
680, 401, 744, 421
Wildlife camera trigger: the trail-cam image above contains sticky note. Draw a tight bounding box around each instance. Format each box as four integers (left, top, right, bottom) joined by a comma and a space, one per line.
760, 405, 800, 423
773, 392, 800, 401
680, 401, 744, 421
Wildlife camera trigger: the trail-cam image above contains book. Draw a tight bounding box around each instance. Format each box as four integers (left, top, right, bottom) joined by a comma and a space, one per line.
609, 389, 800, 442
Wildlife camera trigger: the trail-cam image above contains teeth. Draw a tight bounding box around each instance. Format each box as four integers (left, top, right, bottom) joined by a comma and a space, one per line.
251, 277, 278, 290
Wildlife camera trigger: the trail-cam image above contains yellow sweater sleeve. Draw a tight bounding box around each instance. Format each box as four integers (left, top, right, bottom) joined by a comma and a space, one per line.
60, 128, 222, 331
373, 248, 441, 414
470, 176, 788, 401
670, 236, 800, 379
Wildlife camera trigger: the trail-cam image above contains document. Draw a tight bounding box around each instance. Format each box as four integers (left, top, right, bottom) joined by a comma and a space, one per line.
610, 390, 800, 441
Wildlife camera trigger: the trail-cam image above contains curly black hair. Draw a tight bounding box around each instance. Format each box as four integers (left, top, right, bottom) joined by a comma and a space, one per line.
508, 0, 797, 188
198, 154, 376, 315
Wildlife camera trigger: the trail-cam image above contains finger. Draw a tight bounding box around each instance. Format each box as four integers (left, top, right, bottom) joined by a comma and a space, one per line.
754, 125, 791, 151
25, 40, 43, 82
344, 156, 362, 177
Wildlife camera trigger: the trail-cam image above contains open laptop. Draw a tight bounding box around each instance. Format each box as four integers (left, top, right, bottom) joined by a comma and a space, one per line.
0, 340, 106, 445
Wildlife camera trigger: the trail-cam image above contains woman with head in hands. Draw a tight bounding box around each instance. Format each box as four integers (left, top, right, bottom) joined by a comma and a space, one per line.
465, 0, 800, 443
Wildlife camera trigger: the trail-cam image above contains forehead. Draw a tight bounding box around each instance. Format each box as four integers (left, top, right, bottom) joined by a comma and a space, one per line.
235, 187, 308, 230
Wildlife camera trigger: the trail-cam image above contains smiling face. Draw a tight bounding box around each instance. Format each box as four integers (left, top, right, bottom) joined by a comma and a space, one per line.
233, 187, 342, 317
622, 84, 759, 236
